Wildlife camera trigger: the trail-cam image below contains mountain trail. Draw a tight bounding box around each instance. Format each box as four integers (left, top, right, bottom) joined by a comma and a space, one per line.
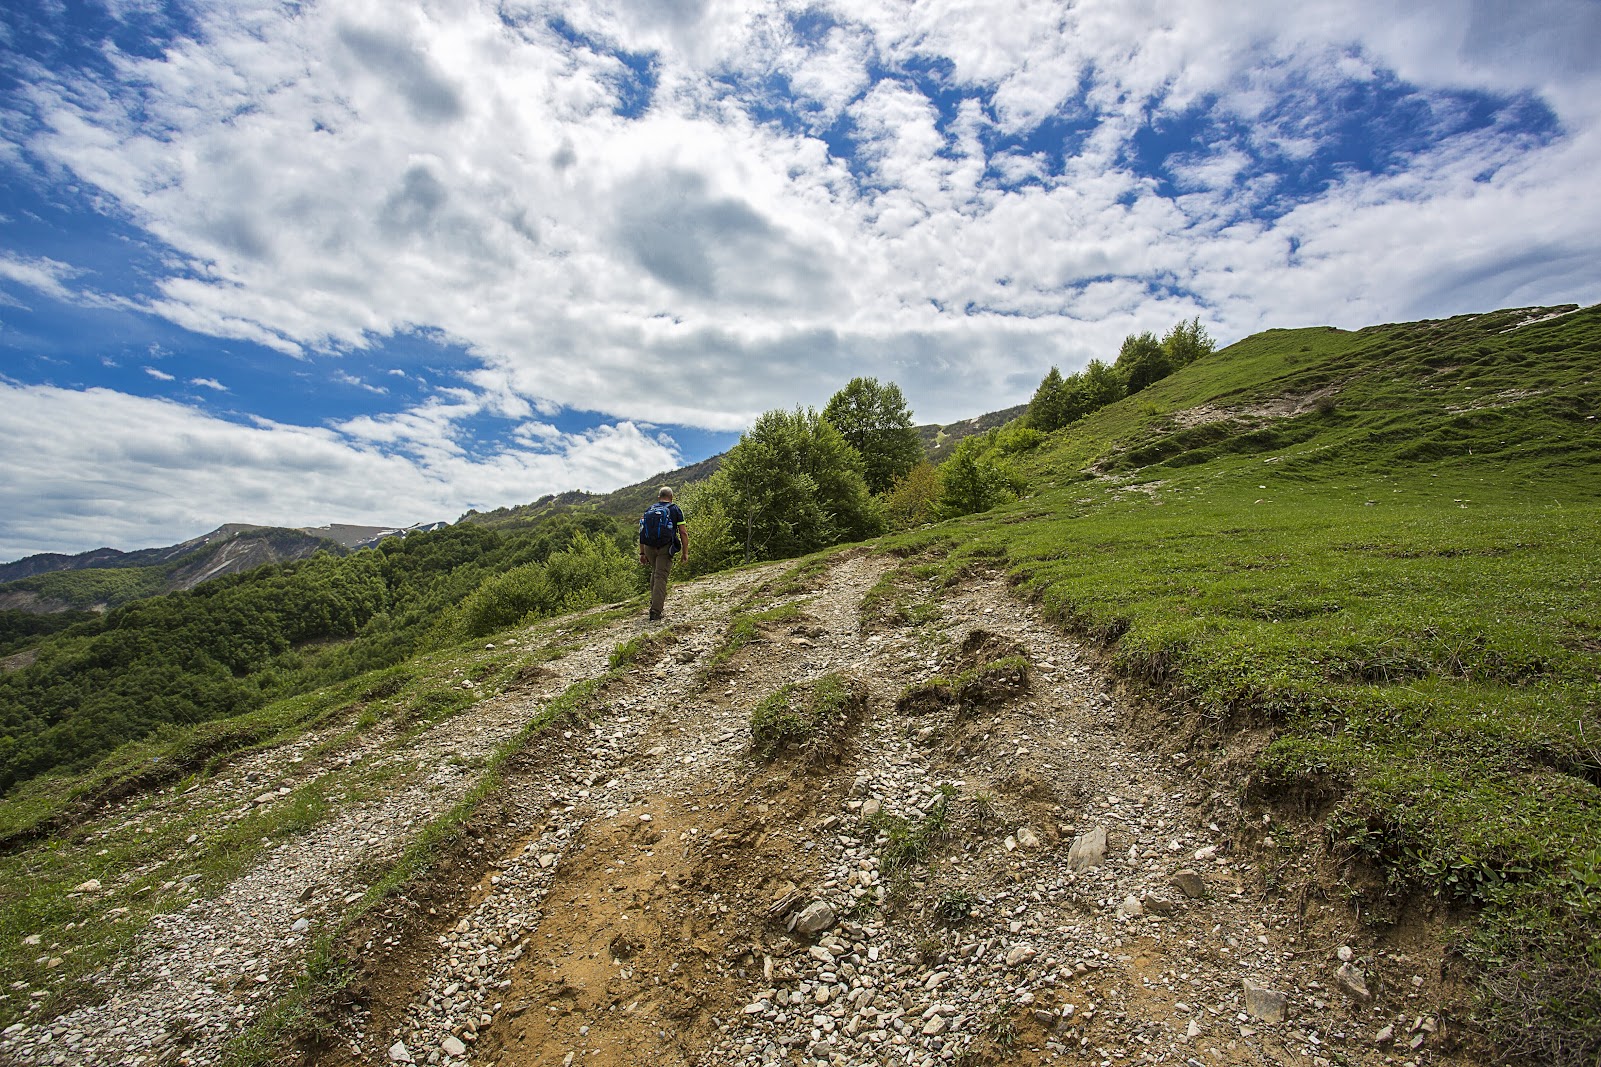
3, 550, 1463, 1067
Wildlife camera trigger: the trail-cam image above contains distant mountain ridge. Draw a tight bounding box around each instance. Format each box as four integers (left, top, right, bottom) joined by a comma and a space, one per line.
0, 523, 382, 585
1, 402, 1026, 609
0, 522, 453, 614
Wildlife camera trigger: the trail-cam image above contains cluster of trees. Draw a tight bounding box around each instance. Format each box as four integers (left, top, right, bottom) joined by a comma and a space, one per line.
679, 376, 1024, 571
1028, 317, 1214, 433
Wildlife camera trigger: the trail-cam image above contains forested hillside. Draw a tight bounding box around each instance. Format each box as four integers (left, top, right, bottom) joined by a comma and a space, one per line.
0, 514, 636, 793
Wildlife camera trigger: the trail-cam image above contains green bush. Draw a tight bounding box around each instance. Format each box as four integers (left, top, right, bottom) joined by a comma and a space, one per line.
937, 435, 1026, 518
453, 563, 554, 639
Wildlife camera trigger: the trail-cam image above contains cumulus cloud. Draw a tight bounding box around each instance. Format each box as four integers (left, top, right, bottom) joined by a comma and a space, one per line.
0, 381, 682, 560
2, 0, 1598, 555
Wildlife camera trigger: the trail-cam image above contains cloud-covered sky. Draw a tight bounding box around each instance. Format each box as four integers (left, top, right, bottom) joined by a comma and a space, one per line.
3, 0, 1598, 560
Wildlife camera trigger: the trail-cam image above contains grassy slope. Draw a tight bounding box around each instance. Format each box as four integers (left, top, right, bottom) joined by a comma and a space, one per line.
891, 304, 1601, 1061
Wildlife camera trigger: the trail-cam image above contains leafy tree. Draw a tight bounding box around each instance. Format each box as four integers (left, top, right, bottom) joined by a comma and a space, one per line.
1026, 359, 1124, 433
676, 475, 742, 578
1162, 316, 1215, 367
937, 435, 1026, 518
821, 377, 924, 494
1078, 358, 1124, 411
882, 461, 942, 530
1115, 331, 1171, 394
1026, 367, 1068, 432
718, 407, 885, 560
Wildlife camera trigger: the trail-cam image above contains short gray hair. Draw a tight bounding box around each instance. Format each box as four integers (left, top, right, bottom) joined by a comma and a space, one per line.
658, 486, 675, 501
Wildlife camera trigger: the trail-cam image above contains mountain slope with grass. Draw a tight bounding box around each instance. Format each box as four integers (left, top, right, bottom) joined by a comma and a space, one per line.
0, 303, 1596, 1067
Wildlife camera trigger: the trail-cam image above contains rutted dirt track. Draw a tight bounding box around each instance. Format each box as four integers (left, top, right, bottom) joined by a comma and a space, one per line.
4, 550, 1467, 1067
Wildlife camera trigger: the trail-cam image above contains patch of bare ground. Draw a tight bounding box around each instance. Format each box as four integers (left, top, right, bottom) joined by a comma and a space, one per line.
1167, 386, 1340, 430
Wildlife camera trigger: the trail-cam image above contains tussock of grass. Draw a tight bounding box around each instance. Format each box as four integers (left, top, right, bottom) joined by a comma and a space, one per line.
753, 548, 852, 600
896, 656, 1031, 718
748, 673, 864, 763
703, 601, 807, 677
859, 564, 943, 631
608, 626, 680, 670
871, 786, 954, 873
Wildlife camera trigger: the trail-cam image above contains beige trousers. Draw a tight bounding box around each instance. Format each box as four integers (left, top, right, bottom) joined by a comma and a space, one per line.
642, 543, 674, 615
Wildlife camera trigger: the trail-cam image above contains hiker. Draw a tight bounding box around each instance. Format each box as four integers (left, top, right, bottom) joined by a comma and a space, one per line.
638, 487, 689, 621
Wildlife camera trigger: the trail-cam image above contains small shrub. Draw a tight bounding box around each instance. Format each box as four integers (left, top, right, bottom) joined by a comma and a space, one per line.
873, 786, 954, 872
933, 888, 977, 926
970, 791, 999, 830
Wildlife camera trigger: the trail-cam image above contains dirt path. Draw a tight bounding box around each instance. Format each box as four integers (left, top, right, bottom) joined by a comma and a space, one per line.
345, 551, 1460, 1067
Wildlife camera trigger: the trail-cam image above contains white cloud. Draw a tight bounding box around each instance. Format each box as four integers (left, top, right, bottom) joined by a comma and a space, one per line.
143, 366, 175, 381
0, 253, 81, 304
190, 377, 227, 391
3, 0, 1599, 559
0, 381, 682, 560
332, 369, 387, 395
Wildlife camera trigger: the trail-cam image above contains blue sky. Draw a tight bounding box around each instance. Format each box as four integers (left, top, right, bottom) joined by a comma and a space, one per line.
3, 0, 1599, 560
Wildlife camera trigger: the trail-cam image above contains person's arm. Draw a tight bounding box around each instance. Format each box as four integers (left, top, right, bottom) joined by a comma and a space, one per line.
677, 523, 689, 560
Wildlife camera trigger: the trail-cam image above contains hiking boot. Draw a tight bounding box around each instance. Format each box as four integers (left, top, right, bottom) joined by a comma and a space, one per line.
649, 610, 662, 621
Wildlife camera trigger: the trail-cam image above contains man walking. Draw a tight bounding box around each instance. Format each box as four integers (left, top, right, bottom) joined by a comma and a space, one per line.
638, 487, 689, 621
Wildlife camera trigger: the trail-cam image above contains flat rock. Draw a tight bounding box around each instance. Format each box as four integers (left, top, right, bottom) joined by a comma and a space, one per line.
441, 1035, 467, 1057
1067, 826, 1107, 870
1335, 961, 1371, 1002
793, 900, 836, 936
1144, 895, 1176, 915
388, 1041, 412, 1063
1170, 869, 1207, 898
1016, 826, 1041, 848
1005, 944, 1037, 968
1242, 979, 1288, 1024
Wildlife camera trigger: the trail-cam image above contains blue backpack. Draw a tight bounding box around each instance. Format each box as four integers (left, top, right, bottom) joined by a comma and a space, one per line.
639, 502, 677, 549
